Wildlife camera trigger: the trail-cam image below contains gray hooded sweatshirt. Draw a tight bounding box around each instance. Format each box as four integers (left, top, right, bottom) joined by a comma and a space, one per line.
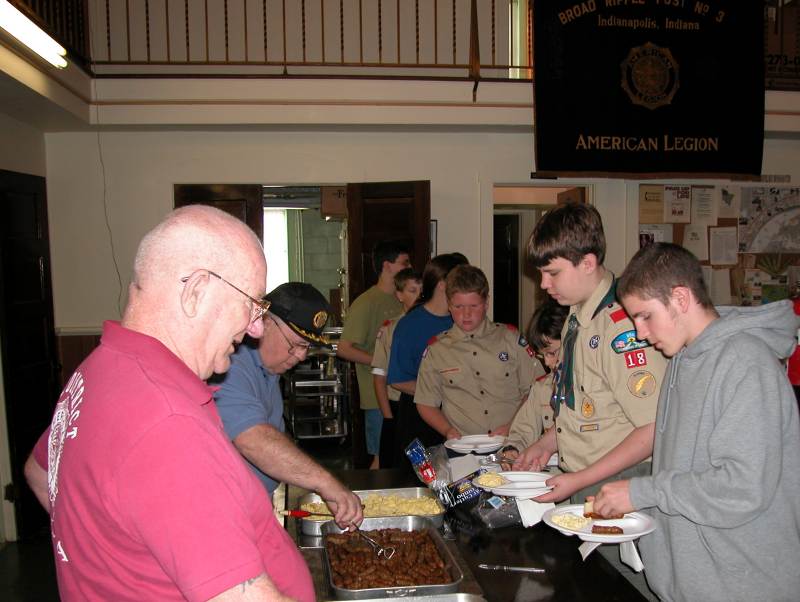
629, 300, 800, 602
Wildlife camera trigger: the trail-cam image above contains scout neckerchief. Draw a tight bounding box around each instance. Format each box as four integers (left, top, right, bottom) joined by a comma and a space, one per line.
551, 278, 617, 416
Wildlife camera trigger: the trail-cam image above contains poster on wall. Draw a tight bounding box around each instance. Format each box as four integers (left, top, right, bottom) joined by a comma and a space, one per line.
532, 1, 764, 177
737, 187, 800, 252
765, 1, 800, 91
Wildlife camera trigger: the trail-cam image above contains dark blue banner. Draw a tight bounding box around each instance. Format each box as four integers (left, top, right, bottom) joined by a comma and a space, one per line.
532, 1, 764, 177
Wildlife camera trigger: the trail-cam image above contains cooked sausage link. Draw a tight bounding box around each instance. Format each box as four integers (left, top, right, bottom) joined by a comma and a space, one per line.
325, 528, 451, 590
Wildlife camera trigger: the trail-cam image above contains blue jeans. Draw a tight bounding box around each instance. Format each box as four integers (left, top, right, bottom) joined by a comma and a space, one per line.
364, 408, 383, 456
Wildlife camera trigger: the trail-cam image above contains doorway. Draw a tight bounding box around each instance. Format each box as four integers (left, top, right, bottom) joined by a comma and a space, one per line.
492, 185, 588, 334
0, 169, 59, 541
493, 214, 520, 327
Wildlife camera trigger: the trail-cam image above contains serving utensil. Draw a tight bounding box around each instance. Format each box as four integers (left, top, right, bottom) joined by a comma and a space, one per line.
280, 509, 333, 518
478, 563, 545, 574
354, 527, 396, 560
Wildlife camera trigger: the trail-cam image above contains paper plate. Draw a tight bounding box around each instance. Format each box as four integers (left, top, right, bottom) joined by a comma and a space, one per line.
472, 471, 553, 498
444, 434, 505, 454
542, 504, 656, 544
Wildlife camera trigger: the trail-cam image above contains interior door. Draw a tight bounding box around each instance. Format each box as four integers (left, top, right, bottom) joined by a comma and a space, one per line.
174, 184, 263, 240
345, 180, 431, 467
0, 169, 59, 540
346, 181, 430, 300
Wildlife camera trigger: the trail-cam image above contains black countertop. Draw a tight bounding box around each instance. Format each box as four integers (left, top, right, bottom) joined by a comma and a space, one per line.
286, 468, 647, 602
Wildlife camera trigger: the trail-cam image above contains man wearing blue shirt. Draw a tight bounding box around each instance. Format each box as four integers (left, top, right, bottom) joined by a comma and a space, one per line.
213, 282, 362, 528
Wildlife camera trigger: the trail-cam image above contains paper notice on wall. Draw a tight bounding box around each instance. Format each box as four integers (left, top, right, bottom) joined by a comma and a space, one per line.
709, 227, 738, 265
742, 269, 764, 305
710, 269, 732, 305
682, 224, 709, 261
717, 185, 740, 219
663, 185, 691, 223
639, 185, 664, 224
701, 265, 713, 293
639, 224, 673, 248
691, 186, 717, 226
788, 265, 800, 292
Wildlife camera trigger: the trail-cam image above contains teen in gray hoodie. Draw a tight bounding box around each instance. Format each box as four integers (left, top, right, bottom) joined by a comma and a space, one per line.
593, 243, 800, 602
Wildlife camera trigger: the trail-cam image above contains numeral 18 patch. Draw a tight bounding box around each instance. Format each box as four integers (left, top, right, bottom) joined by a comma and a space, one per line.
624, 350, 647, 369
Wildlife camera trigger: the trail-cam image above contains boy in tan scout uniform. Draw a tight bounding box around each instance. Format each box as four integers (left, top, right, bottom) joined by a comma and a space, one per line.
515, 203, 667, 503
415, 265, 543, 440
371, 268, 422, 467
505, 299, 569, 453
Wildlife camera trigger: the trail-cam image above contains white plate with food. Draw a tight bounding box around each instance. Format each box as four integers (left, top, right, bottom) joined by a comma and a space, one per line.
542, 504, 656, 544
444, 434, 505, 454
472, 471, 552, 498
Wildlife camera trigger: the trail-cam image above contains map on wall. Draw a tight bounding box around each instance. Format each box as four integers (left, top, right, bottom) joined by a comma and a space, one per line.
738, 187, 800, 252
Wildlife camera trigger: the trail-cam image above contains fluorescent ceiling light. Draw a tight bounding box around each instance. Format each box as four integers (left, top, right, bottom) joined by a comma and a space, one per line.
0, 0, 67, 68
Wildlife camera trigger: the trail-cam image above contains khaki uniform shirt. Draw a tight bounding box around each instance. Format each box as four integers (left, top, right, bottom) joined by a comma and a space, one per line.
555, 272, 667, 473
415, 319, 544, 435
370, 315, 402, 402
507, 372, 555, 451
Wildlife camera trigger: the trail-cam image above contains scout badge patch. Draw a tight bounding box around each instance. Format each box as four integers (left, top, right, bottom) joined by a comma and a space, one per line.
611, 330, 650, 353
627, 371, 656, 397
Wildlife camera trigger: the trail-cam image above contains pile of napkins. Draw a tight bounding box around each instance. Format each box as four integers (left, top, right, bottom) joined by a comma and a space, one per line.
578, 540, 644, 572
516, 498, 555, 527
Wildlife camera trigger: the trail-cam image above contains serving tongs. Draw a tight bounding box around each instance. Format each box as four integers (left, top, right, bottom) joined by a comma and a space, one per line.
353, 527, 396, 560
279, 509, 333, 518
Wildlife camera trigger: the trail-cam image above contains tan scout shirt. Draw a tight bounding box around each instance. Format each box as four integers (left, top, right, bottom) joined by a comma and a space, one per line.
370, 316, 402, 402
415, 319, 544, 435
507, 372, 555, 451
555, 272, 667, 473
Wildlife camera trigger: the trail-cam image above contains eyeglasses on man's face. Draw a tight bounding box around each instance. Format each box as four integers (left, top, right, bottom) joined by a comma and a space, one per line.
269, 316, 311, 358
180, 269, 269, 324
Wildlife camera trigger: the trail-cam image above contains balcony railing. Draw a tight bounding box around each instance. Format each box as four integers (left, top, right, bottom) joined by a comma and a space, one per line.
95, 0, 530, 78
9, 0, 533, 79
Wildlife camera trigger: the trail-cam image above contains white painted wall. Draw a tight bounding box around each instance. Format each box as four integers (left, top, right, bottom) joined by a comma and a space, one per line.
44, 130, 800, 333
45, 128, 535, 330
0, 112, 45, 176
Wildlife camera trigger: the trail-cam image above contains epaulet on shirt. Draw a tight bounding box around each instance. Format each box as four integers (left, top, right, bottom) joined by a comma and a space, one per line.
381, 319, 392, 327
535, 373, 549, 382
609, 307, 628, 323
504, 323, 518, 332
427, 335, 440, 346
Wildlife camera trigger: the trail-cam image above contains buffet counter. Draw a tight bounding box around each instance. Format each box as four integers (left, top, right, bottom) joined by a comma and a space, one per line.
286, 469, 648, 602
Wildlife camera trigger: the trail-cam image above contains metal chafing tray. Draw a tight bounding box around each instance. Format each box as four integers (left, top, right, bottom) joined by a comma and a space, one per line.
297, 487, 445, 536
322, 516, 463, 600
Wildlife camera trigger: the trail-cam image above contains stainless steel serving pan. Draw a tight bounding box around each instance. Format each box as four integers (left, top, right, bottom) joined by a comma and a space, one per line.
322, 516, 463, 600
297, 487, 445, 536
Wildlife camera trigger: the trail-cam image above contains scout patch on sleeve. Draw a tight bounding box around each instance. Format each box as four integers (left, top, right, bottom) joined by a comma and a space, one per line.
611, 330, 650, 353
623, 350, 648, 369
627, 371, 657, 397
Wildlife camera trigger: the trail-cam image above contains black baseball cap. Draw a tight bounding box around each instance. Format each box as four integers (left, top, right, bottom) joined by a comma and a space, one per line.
265, 282, 332, 346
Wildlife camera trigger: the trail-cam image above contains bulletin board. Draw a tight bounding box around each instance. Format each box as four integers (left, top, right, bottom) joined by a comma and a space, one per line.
637, 184, 800, 306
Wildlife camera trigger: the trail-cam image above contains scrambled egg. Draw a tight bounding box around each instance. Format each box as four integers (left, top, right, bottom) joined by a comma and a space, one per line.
551, 513, 591, 530
474, 472, 508, 487
300, 494, 443, 520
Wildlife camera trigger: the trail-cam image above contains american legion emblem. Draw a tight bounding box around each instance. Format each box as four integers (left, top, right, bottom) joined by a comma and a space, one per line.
621, 42, 679, 111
